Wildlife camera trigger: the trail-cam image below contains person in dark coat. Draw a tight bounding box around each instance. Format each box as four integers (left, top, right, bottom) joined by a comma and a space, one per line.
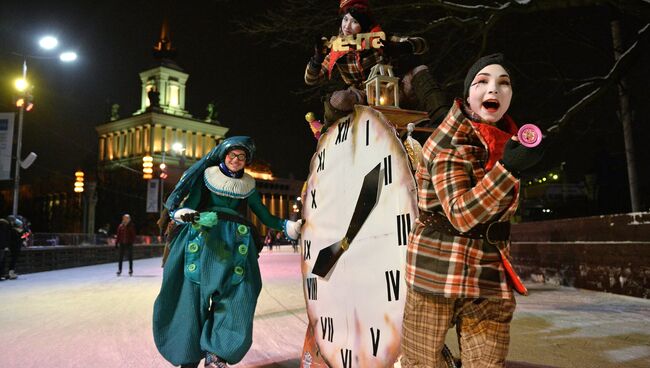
0, 217, 11, 281
115, 214, 136, 276
3, 215, 26, 280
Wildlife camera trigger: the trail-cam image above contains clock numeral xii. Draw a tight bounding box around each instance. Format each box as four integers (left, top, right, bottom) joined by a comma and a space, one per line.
335, 119, 350, 145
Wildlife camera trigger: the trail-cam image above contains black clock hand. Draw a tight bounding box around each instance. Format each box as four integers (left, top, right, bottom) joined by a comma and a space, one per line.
312, 163, 383, 278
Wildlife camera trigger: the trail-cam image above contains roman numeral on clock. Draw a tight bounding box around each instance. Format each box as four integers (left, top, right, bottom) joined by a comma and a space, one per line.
306, 277, 317, 300
383, 155, 392, 185
317, 149, 325, 172
311, 189, 317, 209
365, 119, 370, 146
370, 327, 381, 356
385, 270, 400, 302
335, 119, 350, 145
303, 239, 311, 260
320, 316, 334, 342
396, 213, 411, 245
340, 348, 352, 368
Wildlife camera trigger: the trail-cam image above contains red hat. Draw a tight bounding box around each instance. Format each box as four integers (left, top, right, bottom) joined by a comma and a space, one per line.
339, 0, 369, 13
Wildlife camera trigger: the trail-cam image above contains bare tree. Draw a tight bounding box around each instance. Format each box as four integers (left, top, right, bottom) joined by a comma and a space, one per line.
240, 0, 650, 213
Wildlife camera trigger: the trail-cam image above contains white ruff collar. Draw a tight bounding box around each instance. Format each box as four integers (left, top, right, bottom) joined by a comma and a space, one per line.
204, 166, 256, 199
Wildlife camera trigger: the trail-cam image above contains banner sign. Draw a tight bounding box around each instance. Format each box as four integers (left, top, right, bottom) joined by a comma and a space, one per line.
0, 113, 15, 181
146, 179, 160, 213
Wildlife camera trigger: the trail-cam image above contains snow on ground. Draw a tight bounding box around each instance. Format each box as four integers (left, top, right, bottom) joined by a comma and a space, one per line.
0, 248, 648, 368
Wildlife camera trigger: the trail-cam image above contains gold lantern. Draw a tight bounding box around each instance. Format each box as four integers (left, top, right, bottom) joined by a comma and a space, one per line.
365, 62, 400, 108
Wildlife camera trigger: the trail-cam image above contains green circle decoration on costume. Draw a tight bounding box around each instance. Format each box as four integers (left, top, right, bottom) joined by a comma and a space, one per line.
237, 225, 249, 235
188, 264, 197, 272
188, 243, 199, 253
238, 244, 248, 255
234, 266, 244, 275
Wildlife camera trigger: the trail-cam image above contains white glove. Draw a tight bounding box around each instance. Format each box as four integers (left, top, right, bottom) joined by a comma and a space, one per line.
285, 219, 303, 241
173, 208, 200, 223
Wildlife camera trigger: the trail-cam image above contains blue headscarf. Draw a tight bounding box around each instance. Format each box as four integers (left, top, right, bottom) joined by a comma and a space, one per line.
164, 136, 256, 212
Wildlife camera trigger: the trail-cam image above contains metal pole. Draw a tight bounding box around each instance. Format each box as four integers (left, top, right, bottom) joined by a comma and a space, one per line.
12, 60, 27, 217
160, 136, 166, 212
160, 150, 166, 212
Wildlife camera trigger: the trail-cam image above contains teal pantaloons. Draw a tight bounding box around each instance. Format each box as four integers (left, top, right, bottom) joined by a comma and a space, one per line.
153, 219, 261, 366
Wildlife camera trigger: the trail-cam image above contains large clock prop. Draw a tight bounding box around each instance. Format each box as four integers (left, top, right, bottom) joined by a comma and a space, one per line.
300, 106, 421, 368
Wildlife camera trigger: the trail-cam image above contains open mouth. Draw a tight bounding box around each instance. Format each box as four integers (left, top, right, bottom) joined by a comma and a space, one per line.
482, 100, 500, 112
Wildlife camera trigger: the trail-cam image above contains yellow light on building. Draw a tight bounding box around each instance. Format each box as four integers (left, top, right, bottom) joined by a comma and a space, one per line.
245, 169, 273, 181
74, 171, 84, 193
143, 155, 153, 179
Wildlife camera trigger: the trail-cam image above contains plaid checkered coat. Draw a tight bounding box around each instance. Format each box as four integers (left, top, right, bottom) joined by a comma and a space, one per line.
405, 99, 520, 299
304, 48, 382, 88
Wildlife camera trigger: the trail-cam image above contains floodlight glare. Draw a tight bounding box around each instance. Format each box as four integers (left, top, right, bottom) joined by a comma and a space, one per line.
14, 78, 28, 92
39, 36, 59, 50
172, 143, 185, 153
59, 51, 77, 62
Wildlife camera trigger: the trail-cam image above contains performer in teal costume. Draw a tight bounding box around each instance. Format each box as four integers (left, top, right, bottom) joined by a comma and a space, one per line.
153, 136, 302, 368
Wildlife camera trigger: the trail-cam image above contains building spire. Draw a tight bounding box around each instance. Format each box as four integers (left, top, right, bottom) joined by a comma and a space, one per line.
153, 18, 177, 60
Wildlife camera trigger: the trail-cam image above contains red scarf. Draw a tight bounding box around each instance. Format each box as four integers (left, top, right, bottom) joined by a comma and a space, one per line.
327, 25, 383, 79
470, 114, 519, 171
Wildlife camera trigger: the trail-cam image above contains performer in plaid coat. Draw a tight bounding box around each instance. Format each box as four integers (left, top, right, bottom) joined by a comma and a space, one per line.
304, 0, 431, 127
304, 0, 382, 124
401, 54, 545, 368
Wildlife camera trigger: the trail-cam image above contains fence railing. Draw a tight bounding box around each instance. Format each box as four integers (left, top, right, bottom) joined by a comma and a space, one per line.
29, 233, 163, 247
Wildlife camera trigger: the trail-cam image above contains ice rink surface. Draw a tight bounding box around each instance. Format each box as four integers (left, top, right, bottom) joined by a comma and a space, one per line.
1, 248, 648, 368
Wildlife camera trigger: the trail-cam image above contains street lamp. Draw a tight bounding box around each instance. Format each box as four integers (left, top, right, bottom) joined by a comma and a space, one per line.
11, 35, 77, 216
156, 141, 185, 213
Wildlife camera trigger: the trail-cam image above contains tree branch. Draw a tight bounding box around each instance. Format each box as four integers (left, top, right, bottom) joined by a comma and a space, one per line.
551, 22, 649, 131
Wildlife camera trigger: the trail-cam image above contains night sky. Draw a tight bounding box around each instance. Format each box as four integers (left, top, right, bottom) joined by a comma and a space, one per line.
0, 1, 648, 215
0, 0, 317, 186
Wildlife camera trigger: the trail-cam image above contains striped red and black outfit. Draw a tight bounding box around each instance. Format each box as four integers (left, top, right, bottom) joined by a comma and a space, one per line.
401, 99, 520, 368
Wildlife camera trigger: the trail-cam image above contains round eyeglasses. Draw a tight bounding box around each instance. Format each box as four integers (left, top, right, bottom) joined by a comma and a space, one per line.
227, 152, 247, 161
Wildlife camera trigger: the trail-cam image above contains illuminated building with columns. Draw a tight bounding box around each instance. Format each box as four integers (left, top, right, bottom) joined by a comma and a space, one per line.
91, 22, 302, 237
92, 21, 229, 234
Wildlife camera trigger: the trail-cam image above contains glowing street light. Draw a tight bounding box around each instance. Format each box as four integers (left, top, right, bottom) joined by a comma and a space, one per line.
172, 142, 185, 154
14, 78, 29, 92
11, 35, 78, 216
38, 36, 59, 50
59, 51, 78, 62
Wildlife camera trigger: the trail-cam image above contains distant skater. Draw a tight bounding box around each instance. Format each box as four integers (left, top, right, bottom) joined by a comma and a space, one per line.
115, 214, 136, 276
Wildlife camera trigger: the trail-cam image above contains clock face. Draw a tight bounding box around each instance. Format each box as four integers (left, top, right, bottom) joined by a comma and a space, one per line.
301, 106, 418, 368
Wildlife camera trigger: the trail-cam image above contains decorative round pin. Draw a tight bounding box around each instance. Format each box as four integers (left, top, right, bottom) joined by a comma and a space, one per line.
517, 124, 542, 148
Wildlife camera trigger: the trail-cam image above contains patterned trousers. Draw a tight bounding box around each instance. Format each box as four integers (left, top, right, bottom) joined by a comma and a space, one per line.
401, 288, 516, 368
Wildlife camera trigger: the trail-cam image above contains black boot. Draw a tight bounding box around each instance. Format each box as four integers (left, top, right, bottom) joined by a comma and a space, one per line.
205, 353, 228, 368
411, 69, 448, 125
180, 362, 200, 368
